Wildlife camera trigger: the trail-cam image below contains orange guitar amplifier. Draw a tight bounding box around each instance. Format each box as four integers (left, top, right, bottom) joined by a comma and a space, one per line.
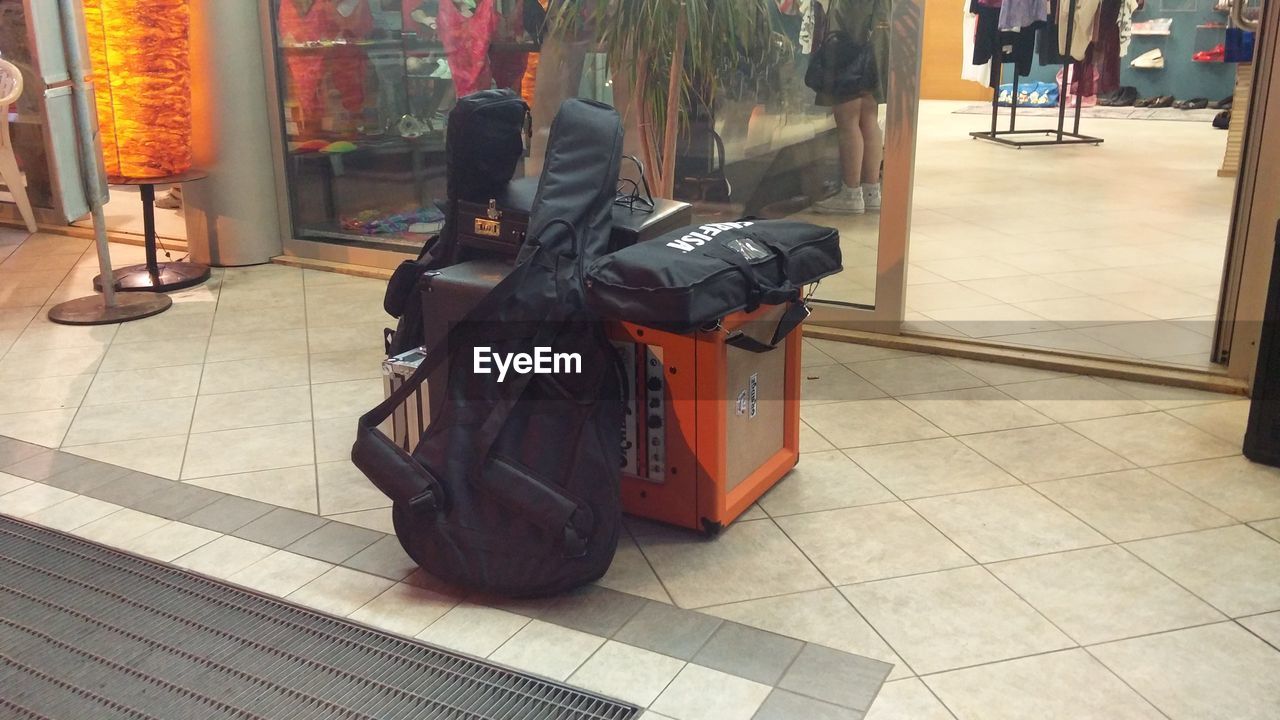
609, 303, 802, 534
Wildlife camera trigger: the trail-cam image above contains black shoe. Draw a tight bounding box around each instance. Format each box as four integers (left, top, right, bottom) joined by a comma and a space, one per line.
1134, 96, 1154, 107
1150, 95, 1176, 108
1210, 95, 1233, 109
1100, 86, 1139, 107
1213, 110, 1230, 129
1175, 97, 1209, 109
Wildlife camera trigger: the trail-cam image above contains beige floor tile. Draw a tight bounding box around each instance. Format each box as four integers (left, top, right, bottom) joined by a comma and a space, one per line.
802, 399, 946, 449
204, 328, 309, 363
849, 357, 984, 397
1068, 413, 1238, 467
990, 545, 1224, 645
1125, 526, 1280, 618
65, 434, 189, 479
998, 376, 1154, 423
568, 640, 686, 707
1151, 457, 1280, 522
897, 386, 1052, 436
81, 364, 203, 407
923, 303, 1061, 339
71, 508, 168, 547
905, 282, 1000, 312
778, 502, 972, 585
959, 425, 1132, 482
909, 486, 1106, 563
1014, 295, 1157, 327
842, 566, 1073, 675
1239, 611, 1280, 648
212, 304, 307, 336
229, 549, 334, 596
112, 304, 214, 344
1040, 269, 1168, 297
1253, 518, 1280, 542
800, 364, 887, 406
595, 534, 671, 603
309, 349, 384, 384
317, 460, 389, 516
650, 663, 772, 720
0, 408, 74, 448
942, 357, 1069, 386
114, 521, 221, 562
925, 649, 1163, 720
181, 422, 314, 480
986, 328, 1135, 358
191, 386, 312, 433
489, 619, 605, 680
198, 355, 310, 395
0, 471, 31, 495
324, 508, 394, 535
0, 375, 93, 415
1035, 469, 1234, 542
0, 305, 38, 331
287, 566, 395, 616
63, 397, 195, 447
0, 483, 78, 517
98, 337, 209, 373
417, 602, 532, 657
636, 519, 829, 608
1168, 400, 1250, 445
314, 416, 358, 463
348, 582, 457, 637
1091, 622, 1280, 720
799, 420, 835, 453
10, 321, 115, 353
806, 338, 917, 364
23, 495, 122, 531
0, 344, 106, 380
311, 378, 383, 420
918, 256, 1024, 282
185, 465, 318, 513
758, 450, 894, 517
703, 588, 910, 679
959, 276, 1085, 304
864, 679, 955, 720
846, 437, 1018, 500
1102, 287, 1218, 321
1077, 321, 1212, 359
1096, 378, 1239, 410
306, 323, 387, 354
173, 535, 276, 577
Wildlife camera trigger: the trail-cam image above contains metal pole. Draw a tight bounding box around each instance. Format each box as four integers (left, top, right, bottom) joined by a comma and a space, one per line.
1058, 0, 1078, 142
56, 0, 115, 308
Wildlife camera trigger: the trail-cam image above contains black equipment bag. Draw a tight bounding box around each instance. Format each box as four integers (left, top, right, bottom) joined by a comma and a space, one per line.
383, 89, 531, 356
585, 219, 842, 334
804, 29, 878, 99
353, 98, 626, 597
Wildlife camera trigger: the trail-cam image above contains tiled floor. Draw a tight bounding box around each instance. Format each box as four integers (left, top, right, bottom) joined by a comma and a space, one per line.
3, 224, 1280, 718
808, 101, 1233, 370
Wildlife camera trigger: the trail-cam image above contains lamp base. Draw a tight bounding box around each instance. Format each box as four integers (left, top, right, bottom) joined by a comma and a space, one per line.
47, 293, 173, 326
93, 262, 212, 293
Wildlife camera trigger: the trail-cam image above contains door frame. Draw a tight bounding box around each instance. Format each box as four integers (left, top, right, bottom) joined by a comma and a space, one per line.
809, 0, 924, 335
1216, 0, 1279, 387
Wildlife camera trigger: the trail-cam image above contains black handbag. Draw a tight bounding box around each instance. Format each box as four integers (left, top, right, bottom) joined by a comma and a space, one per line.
804, 29, 878, 98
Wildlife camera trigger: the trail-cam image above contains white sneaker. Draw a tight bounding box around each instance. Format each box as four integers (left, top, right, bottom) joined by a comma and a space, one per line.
814, 184, 865, 215
861, 183, 881, 211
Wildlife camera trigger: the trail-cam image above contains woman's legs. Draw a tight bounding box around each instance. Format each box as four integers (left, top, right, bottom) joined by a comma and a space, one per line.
858, 98, 884, 185
832, 97, 864, 188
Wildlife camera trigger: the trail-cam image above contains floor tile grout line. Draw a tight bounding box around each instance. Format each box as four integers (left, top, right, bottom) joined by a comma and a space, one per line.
299, 272, 322, 517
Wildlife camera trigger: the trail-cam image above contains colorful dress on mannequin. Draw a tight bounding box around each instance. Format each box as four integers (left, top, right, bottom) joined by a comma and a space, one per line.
278, 0, 373, 133
438, 0, 500, 97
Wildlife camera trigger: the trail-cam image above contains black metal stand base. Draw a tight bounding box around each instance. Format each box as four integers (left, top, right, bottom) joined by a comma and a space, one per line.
47, 293, 173, 326
970, 129, 1104, 148
93, 262, 212, 293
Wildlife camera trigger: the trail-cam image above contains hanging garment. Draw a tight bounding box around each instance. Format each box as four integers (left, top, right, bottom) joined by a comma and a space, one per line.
490, 0, 529, 91
799, 0, 815, 53
999, 0, 1049, 30
1059, 0, 1104, 61
278, 0, 372, 125
962, 4, 993, 85
1075, 0, 1120, 96
438, 0, 500, 96
973, 0, 1037, 81
1117, 0, 1140, 54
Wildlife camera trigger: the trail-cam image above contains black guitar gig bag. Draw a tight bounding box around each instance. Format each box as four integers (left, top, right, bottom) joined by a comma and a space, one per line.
352, 98, 625, 597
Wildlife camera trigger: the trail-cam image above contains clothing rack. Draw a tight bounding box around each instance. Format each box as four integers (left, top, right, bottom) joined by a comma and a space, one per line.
970, 0, 1104, 148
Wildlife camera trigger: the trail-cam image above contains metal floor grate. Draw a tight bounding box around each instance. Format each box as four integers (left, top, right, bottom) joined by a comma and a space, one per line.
0, 516, 639, 720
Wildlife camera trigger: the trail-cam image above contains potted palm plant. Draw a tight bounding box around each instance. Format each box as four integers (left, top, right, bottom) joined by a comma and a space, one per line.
547, 0, 773, 197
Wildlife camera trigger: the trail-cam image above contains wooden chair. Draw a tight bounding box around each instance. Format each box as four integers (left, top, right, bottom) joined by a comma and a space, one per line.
0, 58, 37, 232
